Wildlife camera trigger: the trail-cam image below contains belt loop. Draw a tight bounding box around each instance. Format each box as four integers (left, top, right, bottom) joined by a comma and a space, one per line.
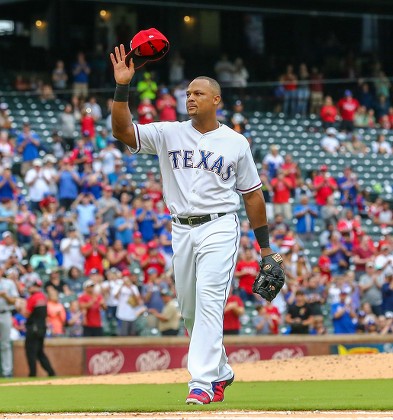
172, 215, 180, 224
211, 213, 218, 220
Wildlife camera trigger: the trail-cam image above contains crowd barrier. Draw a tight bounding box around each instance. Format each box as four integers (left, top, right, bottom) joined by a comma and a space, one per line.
12, 334, 393, 377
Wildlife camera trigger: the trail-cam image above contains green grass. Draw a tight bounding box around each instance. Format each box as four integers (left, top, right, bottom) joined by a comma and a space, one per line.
1, 380, 393, 412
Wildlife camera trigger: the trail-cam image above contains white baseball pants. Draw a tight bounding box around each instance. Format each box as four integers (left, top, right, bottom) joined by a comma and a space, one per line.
172, 213, 240, 398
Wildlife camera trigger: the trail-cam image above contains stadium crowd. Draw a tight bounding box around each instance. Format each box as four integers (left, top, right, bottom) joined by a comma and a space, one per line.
1, 49, 393, 377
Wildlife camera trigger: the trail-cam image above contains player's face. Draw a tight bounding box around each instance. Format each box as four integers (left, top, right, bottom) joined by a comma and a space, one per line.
186, 79, 220, 117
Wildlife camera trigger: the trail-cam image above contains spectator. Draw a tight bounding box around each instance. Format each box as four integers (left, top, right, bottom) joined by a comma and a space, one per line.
156, 88, 177, 121
80, 108, 95, 140
70, 138, 93, 173
0, 231, 24, 267
99, 139, 122, 176
320, 96, 338, 129
359, 262, 384, 316
337, 90, 359, 133
373, 202, 393, 228
321, 127, 341, 154
65, 300, 83, 337
57, 158, 80, 211
331, 288, 357, 333
374, 70, 391, 99
140, 241, 166, 283
114, 206, 135, 247
51, 60, 68, 92
168, 51, 185, 86
51, 131, 66, 160
42, 155, 59, 197
0, 197, 16, 237
127, 231, 147, 264
270, 170, 293, 220
81, 234, 107, 276
296, 63, 310, 116
309, 67, 324, 115
343, 133, 369, 154
223, 287, 245, 335
148, 289, 181, 336
78, 279, 106, 337
159, 218, 173, 269
0, 166, 17, 201
231, 57, 249, 89
115, 269, 144, 336
59, 104, 76, 151
253, 302, 281, 335
281, 154, 298, 192
374, 95, 390, 121
337, 167, 359, 210
136, 195, 158, 243
0, 103, 11, 131
65, 266, 85, 296
234, 245, 260, 303
72, 52, 91, 100
60, 226, 85, 272
352, 234, 375, 280
325, 231, 351, 275
107, 239, 131, 272
46, 289, 66, 337
17, 122, 41, 175
136, 72, 158, 101
137, 98, 157, 124
281, 64, 298, 116
72, 192, 97, 237
142, 268, 165, 328
96, 185, 119, 243
313, 165, 338, 209
30, 243, 58, 273
354, 106, 370, 128
304, 273, 326, 321
285, 290, 313, 334
173, 80, 189, 121
357, 82, 374, 110
262, 145, 284, 179
372, 134, 392, 155
214, 54, 234, 86
84, 96, 102, 122
293, 195, 318, 241
15, 201, 36, 245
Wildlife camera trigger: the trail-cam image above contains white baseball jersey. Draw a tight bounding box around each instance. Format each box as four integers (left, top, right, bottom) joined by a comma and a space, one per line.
129, 120, 262, 216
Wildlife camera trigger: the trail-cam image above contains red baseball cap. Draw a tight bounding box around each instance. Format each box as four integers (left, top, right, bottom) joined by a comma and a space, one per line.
122, 269, 131, 277
125, 28, 170, 69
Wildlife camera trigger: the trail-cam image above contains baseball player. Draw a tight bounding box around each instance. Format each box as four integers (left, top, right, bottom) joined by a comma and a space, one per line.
110, 44, 285, 404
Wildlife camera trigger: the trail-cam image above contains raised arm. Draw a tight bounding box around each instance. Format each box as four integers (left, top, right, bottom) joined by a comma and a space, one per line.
110, 44, 137, 149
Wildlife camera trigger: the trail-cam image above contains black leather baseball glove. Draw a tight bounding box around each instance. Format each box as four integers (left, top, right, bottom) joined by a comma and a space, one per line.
252, 253, 285, 302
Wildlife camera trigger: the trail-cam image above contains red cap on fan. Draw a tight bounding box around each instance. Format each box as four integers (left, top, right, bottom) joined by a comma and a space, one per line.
125, 28, 170, 69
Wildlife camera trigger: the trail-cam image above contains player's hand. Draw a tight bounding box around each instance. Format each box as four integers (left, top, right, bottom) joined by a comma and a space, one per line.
110, 44, 135, 85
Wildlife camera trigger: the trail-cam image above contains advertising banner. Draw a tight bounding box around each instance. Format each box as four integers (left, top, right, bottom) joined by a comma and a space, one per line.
85, 344, 307, 375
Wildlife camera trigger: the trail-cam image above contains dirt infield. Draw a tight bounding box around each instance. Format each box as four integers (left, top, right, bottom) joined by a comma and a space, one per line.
4, 353, 393, 387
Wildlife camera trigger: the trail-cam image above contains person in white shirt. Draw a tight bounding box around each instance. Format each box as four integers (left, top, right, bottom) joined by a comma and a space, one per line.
98, 140, 122, 175
321, 127, 341, 154
115, 269, 145, 336
0, 231, 24, 266
372, 133, 392, 155
60, 226, 85, 271
24, 159, 50, 211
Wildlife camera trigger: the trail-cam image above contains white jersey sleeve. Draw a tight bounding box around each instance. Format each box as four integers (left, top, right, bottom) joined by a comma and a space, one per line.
129, 122, 168, 155
236, 143, 262, 194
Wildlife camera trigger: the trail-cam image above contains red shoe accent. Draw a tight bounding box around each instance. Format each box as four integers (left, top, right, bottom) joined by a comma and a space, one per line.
212, 375, 234, 402
186, 388, 211, 405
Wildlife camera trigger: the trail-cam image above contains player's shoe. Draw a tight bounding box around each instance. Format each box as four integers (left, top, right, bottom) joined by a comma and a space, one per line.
212, 375, 235, 402
186, 388, 211, 405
